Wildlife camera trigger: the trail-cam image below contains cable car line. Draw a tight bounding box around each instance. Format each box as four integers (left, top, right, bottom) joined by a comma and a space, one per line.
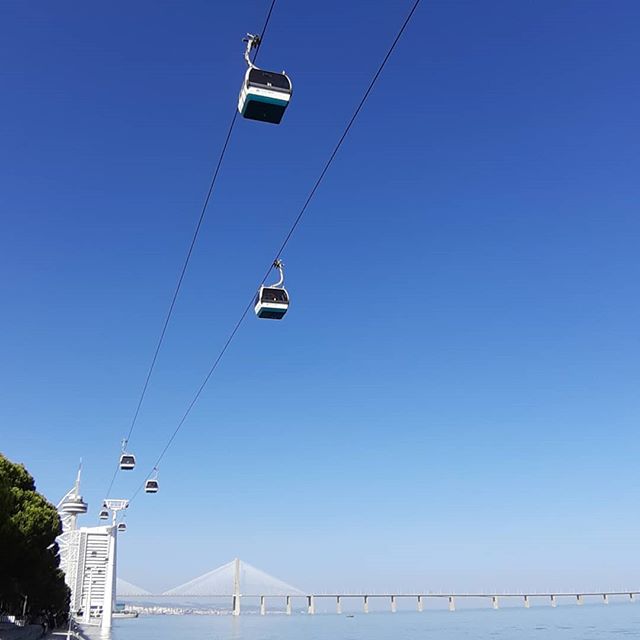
270, 0, 422, 266
103, 0, 278, 499
130, 295, 256, 500
128, 0, 422, 503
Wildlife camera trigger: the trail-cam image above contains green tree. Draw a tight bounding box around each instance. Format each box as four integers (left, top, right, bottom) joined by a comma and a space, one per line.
0, 453, 69, 625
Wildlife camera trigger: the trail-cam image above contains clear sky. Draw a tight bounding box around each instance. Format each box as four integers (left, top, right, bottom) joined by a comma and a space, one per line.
1, 0, 639, 594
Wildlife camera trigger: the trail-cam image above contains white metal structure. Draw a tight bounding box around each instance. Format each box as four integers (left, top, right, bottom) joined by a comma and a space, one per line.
238, 34, 292, 124
57, 464, 88, 622
97, 499, 129, 630
59, 494, 88, 515
104, 499, 129, 515
255, 260, 290, 319
57, 464, 88, 529
58, 468, 130, 633
77, 529, 110, 623
57, 471, 123, 631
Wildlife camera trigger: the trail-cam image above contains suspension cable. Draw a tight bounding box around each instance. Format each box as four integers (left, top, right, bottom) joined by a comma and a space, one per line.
130, 0, 423, 502
104, 0, 278, 499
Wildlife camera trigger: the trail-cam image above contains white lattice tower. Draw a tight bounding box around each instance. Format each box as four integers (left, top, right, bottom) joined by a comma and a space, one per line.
57, 463, 88, 610
57, 463, 87, 532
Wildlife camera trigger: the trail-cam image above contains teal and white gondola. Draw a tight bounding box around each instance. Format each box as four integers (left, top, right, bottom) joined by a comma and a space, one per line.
255, 259, 289, 320
238, 34, 292, 125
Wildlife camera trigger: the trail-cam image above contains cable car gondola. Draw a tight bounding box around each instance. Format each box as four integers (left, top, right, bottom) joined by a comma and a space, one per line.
99, 507, 109, 521
119, 439, 136, 470
117, 522, 127, 533
238, 34, 292, 125
145, 468, 159, 494
119, 453, 136, 471
145, 479, 159, 493
255, 260, 289, 319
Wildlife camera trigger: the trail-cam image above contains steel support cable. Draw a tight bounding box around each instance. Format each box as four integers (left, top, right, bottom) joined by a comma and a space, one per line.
129, 0, 423, 502
104, 0, 278, 499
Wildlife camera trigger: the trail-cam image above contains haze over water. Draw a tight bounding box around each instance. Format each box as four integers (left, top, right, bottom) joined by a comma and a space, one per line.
84, 603, 640, 640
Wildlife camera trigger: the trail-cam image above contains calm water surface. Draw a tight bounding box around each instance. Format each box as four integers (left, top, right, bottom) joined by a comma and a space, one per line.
84, 604, 640, 640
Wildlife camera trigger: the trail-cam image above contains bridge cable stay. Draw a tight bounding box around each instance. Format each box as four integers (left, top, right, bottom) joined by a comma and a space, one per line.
116, 578, 151, 597
161, 559, 305, 597
103, 0, 279, 499
129, 0, 423, 502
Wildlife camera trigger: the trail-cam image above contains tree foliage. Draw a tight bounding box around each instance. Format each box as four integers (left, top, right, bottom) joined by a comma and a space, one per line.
0, 453, 69, 625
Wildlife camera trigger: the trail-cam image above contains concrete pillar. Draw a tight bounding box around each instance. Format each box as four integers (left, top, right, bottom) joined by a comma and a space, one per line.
448, 596, 456, 612
417, 595, 424, 612
492, 596, 499, 610
101, 527, 116, 631
524, 595, 530, 609
550, 595, 556, 608
232, 558, 241, 616
391, 595, 397, 613
336, 596, 342, 614
307, 595, 315, 615
286, 595, 292, 616
603, 594, 609, 605
363, 596, 369, 614
83, 568, 93, 624
260, 596, 266, 616
577, 595, 583, 606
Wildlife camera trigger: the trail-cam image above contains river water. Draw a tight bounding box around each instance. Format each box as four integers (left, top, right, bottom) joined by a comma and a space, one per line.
81, 603, 640, 640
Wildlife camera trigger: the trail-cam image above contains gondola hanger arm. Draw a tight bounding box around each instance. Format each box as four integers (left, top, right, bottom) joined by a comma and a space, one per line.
243, 33, 262, 69
269, 259, 285, 287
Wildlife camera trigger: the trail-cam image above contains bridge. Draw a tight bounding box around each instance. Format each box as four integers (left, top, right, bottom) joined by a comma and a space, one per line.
117, 559, 640, 615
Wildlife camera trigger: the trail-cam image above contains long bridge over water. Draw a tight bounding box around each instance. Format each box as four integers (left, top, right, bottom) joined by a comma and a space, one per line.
117, 559, 640, 616
58, 478, 638, 627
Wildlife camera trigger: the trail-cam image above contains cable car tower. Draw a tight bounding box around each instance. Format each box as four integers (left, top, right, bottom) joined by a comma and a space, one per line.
103, 499, 129, 526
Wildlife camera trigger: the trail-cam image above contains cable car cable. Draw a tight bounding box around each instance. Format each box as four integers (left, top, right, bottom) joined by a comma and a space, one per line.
103, 0, 278, 499
128, 0, 423, 503
130, 299, 254, 500
270, 0, 423, 266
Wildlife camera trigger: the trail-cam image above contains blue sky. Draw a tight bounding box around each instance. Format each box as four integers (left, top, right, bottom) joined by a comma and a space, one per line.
1, 0, 639, 593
